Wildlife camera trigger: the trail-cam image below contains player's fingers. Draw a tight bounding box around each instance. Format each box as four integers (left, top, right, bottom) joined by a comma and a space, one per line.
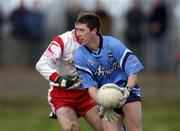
104, 112, 113, 122
108, 111, 118, 122
112, 112, 119, 121
104, 115, 109, 121
107, 114, 114, 122
110, 114, 116, 122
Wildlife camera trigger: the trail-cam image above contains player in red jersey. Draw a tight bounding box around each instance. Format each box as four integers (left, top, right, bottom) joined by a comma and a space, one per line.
36, 29, 103, 131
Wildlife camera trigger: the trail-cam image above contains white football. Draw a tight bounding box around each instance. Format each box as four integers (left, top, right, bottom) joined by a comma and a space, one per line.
97, 83, 126, 109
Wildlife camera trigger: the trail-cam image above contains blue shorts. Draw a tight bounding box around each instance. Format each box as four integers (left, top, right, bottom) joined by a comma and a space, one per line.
113, 91, 141, 115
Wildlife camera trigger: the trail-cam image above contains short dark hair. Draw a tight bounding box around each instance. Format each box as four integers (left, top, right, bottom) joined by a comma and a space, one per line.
76, 11, 101, 34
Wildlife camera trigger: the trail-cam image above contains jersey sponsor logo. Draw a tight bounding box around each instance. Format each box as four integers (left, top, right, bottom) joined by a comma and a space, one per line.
94, 62, 120, 76
43, 42, 60, 63
47, 42, 59, 54
48, 43, 57, 53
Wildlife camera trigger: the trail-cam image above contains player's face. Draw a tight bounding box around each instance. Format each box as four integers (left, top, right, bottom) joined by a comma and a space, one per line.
75, 23, 96, 45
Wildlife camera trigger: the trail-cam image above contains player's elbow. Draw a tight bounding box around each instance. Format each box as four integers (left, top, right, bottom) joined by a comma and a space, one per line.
35, 60, 42, 72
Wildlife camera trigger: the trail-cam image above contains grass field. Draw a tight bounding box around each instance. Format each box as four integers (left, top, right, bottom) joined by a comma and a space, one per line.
0, 69, 180, 131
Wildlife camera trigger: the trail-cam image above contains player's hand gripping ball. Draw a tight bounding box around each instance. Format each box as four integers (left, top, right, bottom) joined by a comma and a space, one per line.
97, 83, 129, 109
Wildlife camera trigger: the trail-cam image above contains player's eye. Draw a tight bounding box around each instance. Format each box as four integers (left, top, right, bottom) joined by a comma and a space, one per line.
75, 28, 85, 33
79, 29, 85, 32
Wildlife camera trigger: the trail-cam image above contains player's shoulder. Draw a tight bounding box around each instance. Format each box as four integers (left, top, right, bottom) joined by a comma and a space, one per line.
54, 29, 77, 42
103, 35, 118, 41
102, 35, 125, 49
102, 35, 119, 41
58, 30, 74, 42
51, 31, 71, 43
73, 46, 87, 63
73, 45, 85, 57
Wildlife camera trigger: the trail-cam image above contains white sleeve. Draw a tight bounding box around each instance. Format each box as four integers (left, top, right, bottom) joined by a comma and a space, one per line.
36, 55, 58, 81
36, 35, 64, 82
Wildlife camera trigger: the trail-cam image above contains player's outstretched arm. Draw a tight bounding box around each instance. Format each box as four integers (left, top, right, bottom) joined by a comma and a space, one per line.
126, 73, 138, 89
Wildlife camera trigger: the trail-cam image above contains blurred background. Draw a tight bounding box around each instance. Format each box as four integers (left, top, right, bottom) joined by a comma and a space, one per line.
0, 0, 180, 131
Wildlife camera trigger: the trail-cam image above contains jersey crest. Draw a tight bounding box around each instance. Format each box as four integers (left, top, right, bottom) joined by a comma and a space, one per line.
108, 52, 115, 61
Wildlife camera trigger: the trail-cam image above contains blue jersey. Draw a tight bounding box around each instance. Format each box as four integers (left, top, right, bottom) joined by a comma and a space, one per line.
73, 35, 144, 96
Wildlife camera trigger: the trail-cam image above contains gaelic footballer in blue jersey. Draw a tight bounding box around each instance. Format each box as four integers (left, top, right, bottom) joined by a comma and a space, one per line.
73, 11, 144, 131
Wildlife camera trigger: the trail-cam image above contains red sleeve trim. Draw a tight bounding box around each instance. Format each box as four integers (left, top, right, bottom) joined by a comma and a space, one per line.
49, 72, 59, 82
53, 36, 64, 53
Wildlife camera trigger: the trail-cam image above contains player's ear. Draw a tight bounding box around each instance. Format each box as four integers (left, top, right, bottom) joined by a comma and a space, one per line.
92, 28, 97, 35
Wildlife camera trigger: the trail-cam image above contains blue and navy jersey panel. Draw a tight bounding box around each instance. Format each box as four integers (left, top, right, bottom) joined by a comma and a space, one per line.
73, 35, 144, 93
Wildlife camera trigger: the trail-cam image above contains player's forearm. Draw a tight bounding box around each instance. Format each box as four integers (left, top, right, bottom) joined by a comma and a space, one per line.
36, 56, 58, 81
126, 73, 138, 89
88, 87, 99, 104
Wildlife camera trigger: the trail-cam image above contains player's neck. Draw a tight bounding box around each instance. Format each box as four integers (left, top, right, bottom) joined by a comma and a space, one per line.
87, 35, 100, 51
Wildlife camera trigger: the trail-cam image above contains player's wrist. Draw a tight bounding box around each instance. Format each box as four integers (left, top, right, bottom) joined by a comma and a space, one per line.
55, 76, 74, 88
55, 76, 61, 84
49, 72, 60, 82
55, 77, 63, 87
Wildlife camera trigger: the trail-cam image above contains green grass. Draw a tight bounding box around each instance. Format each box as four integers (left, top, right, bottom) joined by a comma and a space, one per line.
0, 70, 180, 131
143, 105, 180, 131
0, 94, 93, 131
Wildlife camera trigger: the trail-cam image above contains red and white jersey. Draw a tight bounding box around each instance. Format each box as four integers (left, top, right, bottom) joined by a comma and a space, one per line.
36, 30, 81, 88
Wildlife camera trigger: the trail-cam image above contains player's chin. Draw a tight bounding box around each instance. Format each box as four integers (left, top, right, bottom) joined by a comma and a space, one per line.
79, 38, 87, 44
79, 41, 86, 45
